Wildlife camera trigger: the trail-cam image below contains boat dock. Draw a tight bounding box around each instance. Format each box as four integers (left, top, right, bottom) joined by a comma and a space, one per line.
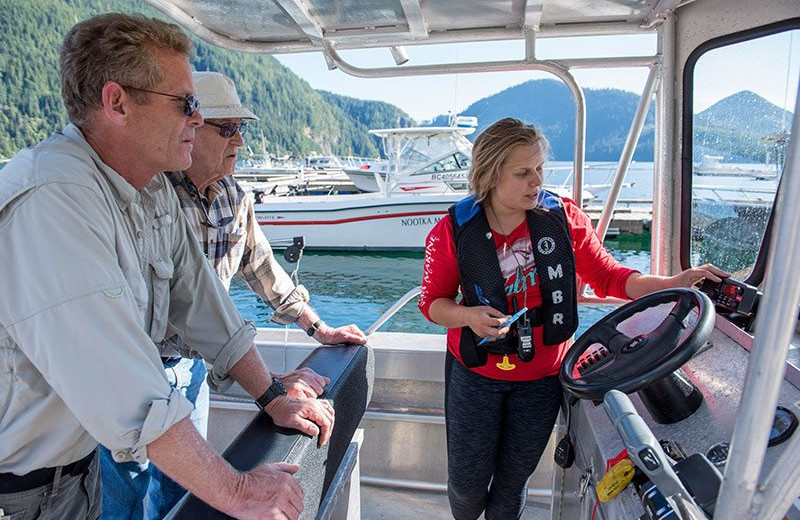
584, 202, 653, 236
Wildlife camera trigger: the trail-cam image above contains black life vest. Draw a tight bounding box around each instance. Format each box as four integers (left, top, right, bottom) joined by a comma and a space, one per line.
448, 191, 578, 367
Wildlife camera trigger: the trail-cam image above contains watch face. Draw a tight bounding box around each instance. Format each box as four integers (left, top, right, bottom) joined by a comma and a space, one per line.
769, 406, 798, 446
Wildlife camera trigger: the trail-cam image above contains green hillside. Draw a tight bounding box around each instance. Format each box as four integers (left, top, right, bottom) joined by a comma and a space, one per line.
0, 0, 413, 159
319, 91, 414, 158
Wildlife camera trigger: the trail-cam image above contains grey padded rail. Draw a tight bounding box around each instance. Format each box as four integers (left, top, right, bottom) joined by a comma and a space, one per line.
166, 345, 374, 520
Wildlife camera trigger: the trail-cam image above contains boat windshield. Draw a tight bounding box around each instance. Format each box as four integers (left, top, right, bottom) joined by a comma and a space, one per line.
415, 151, 471, 175
381, 131, 473, 175
686, 25, 800, 369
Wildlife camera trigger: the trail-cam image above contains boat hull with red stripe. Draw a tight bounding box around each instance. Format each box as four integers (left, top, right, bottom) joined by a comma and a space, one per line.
254, 192, 461, 250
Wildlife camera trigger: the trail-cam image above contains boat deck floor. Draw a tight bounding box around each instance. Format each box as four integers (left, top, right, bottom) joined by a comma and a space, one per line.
360, 485, 551, 520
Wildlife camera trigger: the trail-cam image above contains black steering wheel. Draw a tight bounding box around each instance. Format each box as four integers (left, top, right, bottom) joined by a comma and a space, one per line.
560, 288, 715, 400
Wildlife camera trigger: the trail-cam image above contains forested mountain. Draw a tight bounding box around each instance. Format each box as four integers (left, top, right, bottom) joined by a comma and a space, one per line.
428, 79, 655, 161
694, 90, 793, 163
430, 80, 791, 163
319, 91, 415, 156
0, 0, 414, 159
0, 1, 76, 156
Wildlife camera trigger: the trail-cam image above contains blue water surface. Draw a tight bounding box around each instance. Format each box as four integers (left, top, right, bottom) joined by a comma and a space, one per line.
230, 233, 652, 337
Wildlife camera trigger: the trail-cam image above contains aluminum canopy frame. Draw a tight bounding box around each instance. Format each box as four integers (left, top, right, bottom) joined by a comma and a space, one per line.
144, 0, 669, 210
142, 0, 679, 54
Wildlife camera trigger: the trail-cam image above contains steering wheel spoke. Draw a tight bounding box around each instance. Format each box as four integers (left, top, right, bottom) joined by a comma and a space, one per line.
606, 327, 634, 355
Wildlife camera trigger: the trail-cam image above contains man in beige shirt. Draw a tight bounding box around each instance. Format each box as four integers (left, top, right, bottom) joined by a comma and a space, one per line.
100, 70, 368, 519
0, 13, 333, 520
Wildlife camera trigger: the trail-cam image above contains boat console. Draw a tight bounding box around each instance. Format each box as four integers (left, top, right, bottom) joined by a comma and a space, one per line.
554, 285, 800, 519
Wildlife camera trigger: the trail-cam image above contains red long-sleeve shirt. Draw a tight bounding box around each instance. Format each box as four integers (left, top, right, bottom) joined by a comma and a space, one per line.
419, 198, 637, 381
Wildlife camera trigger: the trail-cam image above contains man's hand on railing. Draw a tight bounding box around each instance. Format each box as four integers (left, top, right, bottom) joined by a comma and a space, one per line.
277, 367, 330, 398
228, 462, 303, 520
265, 395, 335, 446
314, 323, 367, 346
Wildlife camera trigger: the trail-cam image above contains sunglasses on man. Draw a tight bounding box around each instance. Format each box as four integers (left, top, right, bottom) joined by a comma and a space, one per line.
119, 85, 200, 117
204, 120, 249, 138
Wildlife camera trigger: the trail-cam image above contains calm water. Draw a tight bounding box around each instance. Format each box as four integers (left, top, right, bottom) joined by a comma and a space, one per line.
230, 233, 652, 337
545, 161, 655, 203
231, 161, 658, 335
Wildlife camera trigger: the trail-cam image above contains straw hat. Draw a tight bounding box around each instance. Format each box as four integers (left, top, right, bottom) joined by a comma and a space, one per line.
192, 71, 259, 121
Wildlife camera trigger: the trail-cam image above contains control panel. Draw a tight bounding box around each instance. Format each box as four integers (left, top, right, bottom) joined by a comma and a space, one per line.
699, 277, 759, 316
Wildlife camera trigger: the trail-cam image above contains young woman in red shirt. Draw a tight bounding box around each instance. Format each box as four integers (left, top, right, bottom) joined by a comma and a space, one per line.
418, 117, 727, 519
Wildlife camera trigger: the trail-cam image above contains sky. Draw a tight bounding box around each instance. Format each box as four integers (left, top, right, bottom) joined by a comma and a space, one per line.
275, 30, 799, 122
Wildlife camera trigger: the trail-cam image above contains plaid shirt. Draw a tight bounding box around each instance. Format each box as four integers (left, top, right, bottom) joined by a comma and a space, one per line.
165, 171, 309, 328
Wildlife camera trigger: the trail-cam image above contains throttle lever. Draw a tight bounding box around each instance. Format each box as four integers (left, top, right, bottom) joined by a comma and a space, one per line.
603, 390, 707, 519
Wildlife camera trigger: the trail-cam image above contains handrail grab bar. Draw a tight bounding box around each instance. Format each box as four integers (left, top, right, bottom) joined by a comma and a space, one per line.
366, 286, 422, 335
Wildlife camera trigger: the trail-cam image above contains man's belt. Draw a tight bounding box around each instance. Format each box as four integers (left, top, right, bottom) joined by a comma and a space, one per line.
0, 450, 95, 494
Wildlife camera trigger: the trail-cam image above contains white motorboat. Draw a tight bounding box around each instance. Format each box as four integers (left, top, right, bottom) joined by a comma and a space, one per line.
255, 191, 457, 250
343, 123, 475, 194
255, 122, 595, 249
252, 122, 486, 249
344, 124, 605, 202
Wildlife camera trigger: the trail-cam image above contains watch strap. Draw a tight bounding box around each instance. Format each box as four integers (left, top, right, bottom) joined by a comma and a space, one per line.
306, 320, 322, 337
255, 376, 287, 410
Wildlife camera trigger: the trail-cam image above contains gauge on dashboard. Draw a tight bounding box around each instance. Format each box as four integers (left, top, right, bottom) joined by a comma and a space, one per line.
768, 406, 798, 447
706, 441, 729, 470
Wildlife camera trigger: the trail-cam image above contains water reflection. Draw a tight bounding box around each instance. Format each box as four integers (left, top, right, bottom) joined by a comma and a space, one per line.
230, 235, 653, 336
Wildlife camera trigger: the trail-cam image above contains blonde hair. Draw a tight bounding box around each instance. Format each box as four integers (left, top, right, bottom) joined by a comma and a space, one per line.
468, 117, 548, 204
60, 12, 193, 125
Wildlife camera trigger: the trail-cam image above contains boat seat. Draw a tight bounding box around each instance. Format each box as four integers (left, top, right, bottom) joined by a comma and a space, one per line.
164, 345, 375, 519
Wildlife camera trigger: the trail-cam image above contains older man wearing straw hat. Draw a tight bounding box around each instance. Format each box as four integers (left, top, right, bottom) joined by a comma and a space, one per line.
99, 71, 367, 519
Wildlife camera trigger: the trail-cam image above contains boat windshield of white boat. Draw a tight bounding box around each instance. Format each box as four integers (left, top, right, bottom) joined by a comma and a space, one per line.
306, 155, 342, 169
369, 126, 474, 177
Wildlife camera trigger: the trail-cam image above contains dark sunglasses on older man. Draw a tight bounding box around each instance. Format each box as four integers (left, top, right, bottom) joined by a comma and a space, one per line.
204, 121, 249, 138
119, 85, 199, 117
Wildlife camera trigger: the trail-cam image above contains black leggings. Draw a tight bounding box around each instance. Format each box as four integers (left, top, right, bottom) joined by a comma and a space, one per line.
444, 352, 562, 520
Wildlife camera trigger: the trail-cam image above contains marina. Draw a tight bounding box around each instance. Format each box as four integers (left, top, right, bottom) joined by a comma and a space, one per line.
2, 0, 799, 519
251, 154, 654, 250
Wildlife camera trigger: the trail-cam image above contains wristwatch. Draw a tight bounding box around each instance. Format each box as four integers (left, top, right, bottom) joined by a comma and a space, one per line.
306, 320, 322, 337
255, 376, 287, 411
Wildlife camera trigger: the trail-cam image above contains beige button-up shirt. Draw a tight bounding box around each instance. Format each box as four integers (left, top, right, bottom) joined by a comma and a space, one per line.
0, 124, 256, 474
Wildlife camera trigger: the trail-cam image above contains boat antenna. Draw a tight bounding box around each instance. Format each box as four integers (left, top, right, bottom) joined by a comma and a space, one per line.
452, 43, 460, 122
